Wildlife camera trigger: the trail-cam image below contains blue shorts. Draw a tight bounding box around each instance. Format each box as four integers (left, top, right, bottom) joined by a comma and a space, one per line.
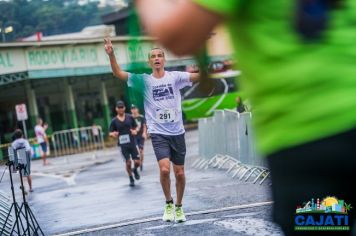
40, 142, 47, 153
20, 151, 31, 177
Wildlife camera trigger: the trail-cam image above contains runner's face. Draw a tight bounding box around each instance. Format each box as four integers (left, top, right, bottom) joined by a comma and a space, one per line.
116, 106, 125, 115
131, 108, 138, 116
148, 49, 165, 69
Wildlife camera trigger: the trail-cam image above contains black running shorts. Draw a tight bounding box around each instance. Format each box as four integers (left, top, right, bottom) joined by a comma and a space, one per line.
120, 145, 139, 161
150, 133, 186, 165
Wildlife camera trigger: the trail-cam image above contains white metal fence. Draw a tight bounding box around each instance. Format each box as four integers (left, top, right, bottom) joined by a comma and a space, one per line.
0, 191, 12, 236
194, 110, 269, 184
52, 126, 105, 157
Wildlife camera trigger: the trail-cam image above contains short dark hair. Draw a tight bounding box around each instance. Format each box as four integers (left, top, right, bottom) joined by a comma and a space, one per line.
148, 47, 165, 59
116, 100, 125, 108
13, 129, 23, 139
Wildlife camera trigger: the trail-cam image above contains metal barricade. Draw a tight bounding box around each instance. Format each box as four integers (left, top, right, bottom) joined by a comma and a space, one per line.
195, 117, 215, 169
244, 113, 266, 167
214, 110, 227, 156
195, 110, 269, 184
224, 110, 240, 160
52, 126, 105, 157
0, 191, 12, 236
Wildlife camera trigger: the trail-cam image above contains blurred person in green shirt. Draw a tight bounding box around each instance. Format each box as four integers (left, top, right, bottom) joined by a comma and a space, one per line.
135, 0, 356, 234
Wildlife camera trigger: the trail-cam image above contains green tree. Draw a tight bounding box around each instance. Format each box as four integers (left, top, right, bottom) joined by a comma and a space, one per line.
0, 0, 104, 42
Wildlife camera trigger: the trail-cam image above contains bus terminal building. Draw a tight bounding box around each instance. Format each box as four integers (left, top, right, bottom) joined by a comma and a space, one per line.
0, 23, 233, 159
0, 37, 198, 146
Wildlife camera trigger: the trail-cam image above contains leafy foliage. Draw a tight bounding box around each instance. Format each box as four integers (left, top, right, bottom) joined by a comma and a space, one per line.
0, 0, 111, 42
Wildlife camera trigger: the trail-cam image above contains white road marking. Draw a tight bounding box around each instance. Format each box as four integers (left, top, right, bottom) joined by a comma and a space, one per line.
30, 156, 114, 186
146, 218, 218, 230
223, 211, 262, 218
54, 201, 273, 236
32, 172, 77, 186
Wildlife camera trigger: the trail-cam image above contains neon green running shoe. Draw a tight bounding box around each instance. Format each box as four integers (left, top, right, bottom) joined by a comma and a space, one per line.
162, 203, 175, 222
175, 206, 186, 223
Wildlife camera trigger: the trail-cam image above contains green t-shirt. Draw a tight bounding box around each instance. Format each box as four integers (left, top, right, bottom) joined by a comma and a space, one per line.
193, 0, 356, 155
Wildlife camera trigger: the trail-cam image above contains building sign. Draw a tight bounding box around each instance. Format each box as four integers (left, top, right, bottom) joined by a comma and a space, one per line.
0, 40, 186, 77
27, 46, 99, 69
15, 104, 28, 121
128, 43, 145, 62
0, 52, 14, 68
0, 50, 27, 74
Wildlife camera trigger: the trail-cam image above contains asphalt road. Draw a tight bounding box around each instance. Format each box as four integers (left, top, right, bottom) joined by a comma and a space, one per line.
0, 129, 281, 236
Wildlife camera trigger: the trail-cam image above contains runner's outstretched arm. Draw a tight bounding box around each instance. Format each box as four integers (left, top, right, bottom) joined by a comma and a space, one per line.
189, 73, 200, 83
104, 38, 128, 81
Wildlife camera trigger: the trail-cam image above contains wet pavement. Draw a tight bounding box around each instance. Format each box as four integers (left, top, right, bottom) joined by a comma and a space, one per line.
0, 130, 281, 235
71, 205, 281, 236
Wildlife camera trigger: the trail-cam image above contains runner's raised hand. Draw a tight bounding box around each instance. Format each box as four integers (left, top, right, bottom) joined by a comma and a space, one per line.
104, 38, 114, 55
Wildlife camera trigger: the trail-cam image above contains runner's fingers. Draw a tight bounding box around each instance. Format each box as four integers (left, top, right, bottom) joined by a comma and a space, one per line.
104, 38, 113, 50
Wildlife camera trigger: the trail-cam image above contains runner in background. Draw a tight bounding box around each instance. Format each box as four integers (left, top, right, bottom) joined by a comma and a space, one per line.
130, 104, 147, 171
109, 101, 141, 187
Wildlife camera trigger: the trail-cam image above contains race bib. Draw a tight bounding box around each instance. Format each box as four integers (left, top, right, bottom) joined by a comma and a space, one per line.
156, 108, 176, 123
119, 134, 130, 144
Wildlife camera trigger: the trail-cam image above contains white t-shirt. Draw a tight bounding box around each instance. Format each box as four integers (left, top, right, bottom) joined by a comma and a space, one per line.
128, 71, 192, 135
92, 126, 99, 136
11, 138, 31, 152
35, 125, 46, 143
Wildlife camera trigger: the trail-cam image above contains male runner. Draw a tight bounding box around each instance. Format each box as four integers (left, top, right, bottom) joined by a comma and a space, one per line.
109, 101, 140, 187
105, 38, 199, 222
130, 104, 147, 171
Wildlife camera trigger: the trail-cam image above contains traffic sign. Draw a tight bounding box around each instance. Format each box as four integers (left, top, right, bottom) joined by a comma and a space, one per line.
15, 104, 28, 121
